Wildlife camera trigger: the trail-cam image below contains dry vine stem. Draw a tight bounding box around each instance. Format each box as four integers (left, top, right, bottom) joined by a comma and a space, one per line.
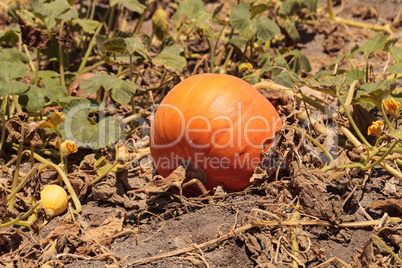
125, 210, 402, 266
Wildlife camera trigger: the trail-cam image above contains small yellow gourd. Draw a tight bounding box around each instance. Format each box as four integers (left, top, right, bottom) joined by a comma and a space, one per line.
40, 185, 68, 216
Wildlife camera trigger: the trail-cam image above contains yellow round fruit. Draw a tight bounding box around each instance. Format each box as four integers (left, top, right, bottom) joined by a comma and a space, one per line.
40, 185, 68, 216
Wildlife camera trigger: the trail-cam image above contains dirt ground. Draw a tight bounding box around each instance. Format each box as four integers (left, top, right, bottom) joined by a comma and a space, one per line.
1, 0, 402, 267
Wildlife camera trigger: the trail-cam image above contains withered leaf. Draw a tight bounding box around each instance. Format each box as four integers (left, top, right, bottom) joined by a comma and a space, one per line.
91, 171, 138, 209
40, 220, 80, 247
0, 228, 24, 255
30, 208, 49, 234
18, 14, 51, 49
57, 22, 74, 48
370, 198, 402, 214
6, 113, 43, 146
82, 216, 124, 242
23, 167, 41, 199
293, 167, 344, 224
26, 122, 43, 147
67, 154, 97, 199
144, 165, 186, 195
0, 188, 17, 219
5, 113, 28, 143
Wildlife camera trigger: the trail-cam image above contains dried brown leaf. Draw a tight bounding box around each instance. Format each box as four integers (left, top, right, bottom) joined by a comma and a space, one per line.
82, 216, 124, 242
91, 171, 138, 209
18, 14, 51, 49
40, 220, 80, 247
370, 198, 402, 214
0, 228, 24, 256
293, 168, 344, 224
58, 22, 74, 48
68, 154, 97, 199
144, 165, 186, 195
5, 113, 28, 143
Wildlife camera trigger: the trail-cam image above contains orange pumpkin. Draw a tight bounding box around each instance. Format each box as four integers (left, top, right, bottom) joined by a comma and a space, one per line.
150, 74, 282, 191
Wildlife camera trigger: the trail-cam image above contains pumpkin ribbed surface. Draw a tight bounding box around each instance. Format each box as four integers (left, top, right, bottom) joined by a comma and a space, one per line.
150, 73, 282, 191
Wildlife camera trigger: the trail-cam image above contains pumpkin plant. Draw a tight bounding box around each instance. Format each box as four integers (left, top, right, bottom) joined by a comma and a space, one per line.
150, 73, 283, 191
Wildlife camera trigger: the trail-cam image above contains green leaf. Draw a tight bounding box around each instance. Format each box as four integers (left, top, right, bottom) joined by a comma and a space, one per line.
59, 98, 121, 149
0, 62, 30, 97
258, 51, 273, 75
172, 0, 212, 37
72, 18, 99, 34
286, 49, 311, 73
19, 85, 45, 112
354, 87, 389, 109
172, 0, 208, 21
80, 74, 117, 96
0, 48, 29, 64
80, 74, 136, 104
281, 0, 317, 15
390, 47, 402, 63
30, 0, 78, 29
359, 32, 387, 59
354, 80, 396, 109
38, 70, 60, 86
110, 0, 146, 13
301, 74, 346, 96
124, 37, 149, 59
153, 45, 186, 71
256, 17, 280, 42
103, 37, 127, 54
0, 27, 20, 45
229, 3, 253, 39
273, 71, 298, 88
278, 16, 300, 44
251, 4, 271, 18
212, 3, 224, 19
345, 69, 366, 84
390, 129, 402, 139
111, 81, 137, 105
388, 62, 402, 74
44, 86, 68, 101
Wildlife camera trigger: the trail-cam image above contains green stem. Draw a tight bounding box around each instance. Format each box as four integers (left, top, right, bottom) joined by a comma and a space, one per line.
374, 135, 387, 148
12, 95, 23, 114
23, 44, 35, 72
133, 6, 149, 34
7, 167, 38, 202
34, 49, 41, 87
208, 36, 215, 73
8, 123, 24, 210
29, 151, 82, 213
326, 140, 398, 172
340, 126, 362, 147
337, 93, 372, 148
129, 54, 133, 81
89, 0, 97, 20
30, 143, 34, 168
0, 96, 8, 153
381, 101, 394, 131
121, 109, 151, 125
56, 132, 64, 166
284, 125, 335, 168
90, 162, 118, 185
107, 5, 116, 34
326, 0, 336, 20
59, 21, 66, 87
214, 25, 226, 62
371, 235, 402, 264
0, 202, 40, 229
78, 7, 110, 75
365, 57, 369, 83
222, 46, 234, 74
81, 60, 106, 74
